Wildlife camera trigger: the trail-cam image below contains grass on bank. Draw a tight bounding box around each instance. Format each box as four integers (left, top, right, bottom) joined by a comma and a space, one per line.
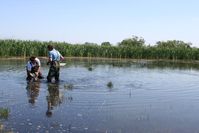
0, 37, 199, 60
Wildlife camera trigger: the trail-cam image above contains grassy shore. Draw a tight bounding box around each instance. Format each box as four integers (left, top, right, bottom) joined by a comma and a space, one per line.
1, 39, 199, 60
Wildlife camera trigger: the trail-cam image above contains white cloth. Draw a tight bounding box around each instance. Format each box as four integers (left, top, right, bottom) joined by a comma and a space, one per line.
26, 57, 41, 71
35, 58, 41, 66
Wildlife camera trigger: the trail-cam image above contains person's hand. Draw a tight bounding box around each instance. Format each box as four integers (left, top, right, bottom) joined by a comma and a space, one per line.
60, 56, 64, 61
35, 72, 39, 76
34, 77, 38, 81
34, 72, 39, 81
29, 73, 34, 77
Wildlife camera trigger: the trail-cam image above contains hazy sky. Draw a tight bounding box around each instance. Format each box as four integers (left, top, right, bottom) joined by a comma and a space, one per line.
1, 0, 199, 46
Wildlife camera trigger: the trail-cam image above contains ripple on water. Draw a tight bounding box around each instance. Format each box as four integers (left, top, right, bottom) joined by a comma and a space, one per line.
2, 59, 199, 133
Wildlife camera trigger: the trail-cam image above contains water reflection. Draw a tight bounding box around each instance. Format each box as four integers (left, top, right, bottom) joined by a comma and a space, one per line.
0, 122, 10, 133
1, 58, 199, 71
46, 84, 64, 117
136, 60, 199, 70
2, 58, 199, 132
26, 82, 40, 105
66, 59, 199, 71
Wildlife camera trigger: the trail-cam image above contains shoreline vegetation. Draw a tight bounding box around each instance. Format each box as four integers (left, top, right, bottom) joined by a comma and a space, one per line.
1, 36, 199, 61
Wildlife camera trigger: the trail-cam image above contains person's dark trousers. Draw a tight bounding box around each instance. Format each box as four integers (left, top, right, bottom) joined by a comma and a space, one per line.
47, 61, 60, 82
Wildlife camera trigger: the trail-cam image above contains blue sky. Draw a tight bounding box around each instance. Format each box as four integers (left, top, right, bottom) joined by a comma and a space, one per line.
1, 0, 199, 46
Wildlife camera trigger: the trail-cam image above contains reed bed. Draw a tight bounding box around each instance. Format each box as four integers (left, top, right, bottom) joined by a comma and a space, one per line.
1, 39, 199, 60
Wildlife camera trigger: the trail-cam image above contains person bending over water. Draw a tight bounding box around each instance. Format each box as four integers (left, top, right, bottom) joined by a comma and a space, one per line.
26, 56, 43, 81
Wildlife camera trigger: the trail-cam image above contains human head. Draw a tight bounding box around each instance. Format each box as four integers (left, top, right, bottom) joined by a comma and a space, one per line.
30, 56, 36, 62
47, 45, 54, 51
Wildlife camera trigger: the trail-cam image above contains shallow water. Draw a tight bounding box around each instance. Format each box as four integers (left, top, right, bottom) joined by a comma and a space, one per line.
1, 59, 199, 133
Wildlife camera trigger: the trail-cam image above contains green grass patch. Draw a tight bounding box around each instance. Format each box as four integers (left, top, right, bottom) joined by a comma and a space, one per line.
0, 108, 9, 119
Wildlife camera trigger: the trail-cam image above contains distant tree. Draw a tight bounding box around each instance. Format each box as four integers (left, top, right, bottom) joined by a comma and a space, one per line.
118, 35, 145, 47
101, 42, 111, 46
155, 40, 192, 48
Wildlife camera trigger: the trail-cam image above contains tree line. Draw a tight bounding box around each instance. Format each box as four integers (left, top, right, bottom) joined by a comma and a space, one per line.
0, 36, 199, 60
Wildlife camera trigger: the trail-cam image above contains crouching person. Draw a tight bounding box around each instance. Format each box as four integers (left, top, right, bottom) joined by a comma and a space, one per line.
26, 56, 43, 81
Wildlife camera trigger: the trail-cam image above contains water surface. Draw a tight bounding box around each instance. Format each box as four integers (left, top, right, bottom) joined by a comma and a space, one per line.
0, 59, 199, 133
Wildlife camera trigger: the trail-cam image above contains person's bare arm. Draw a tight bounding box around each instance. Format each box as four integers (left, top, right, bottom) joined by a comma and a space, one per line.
60, 55, 64, 61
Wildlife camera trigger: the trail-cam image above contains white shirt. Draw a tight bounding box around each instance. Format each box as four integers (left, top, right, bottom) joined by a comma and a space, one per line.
26, 58, 41, 71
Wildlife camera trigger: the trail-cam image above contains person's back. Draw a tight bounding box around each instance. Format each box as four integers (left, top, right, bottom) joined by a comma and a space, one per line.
47, 45, 64, 82
49, 49, 63, 61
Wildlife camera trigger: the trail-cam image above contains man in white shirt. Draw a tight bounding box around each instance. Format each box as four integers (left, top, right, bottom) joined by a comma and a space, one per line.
26, 56, 43, 81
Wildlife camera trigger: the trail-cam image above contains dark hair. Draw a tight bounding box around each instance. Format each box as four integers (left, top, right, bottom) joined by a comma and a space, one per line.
30, 56, 36, 61
47, 45, 53, 50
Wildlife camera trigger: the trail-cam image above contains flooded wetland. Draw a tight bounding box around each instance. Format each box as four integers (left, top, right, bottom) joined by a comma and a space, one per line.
1, 58, 199, 133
